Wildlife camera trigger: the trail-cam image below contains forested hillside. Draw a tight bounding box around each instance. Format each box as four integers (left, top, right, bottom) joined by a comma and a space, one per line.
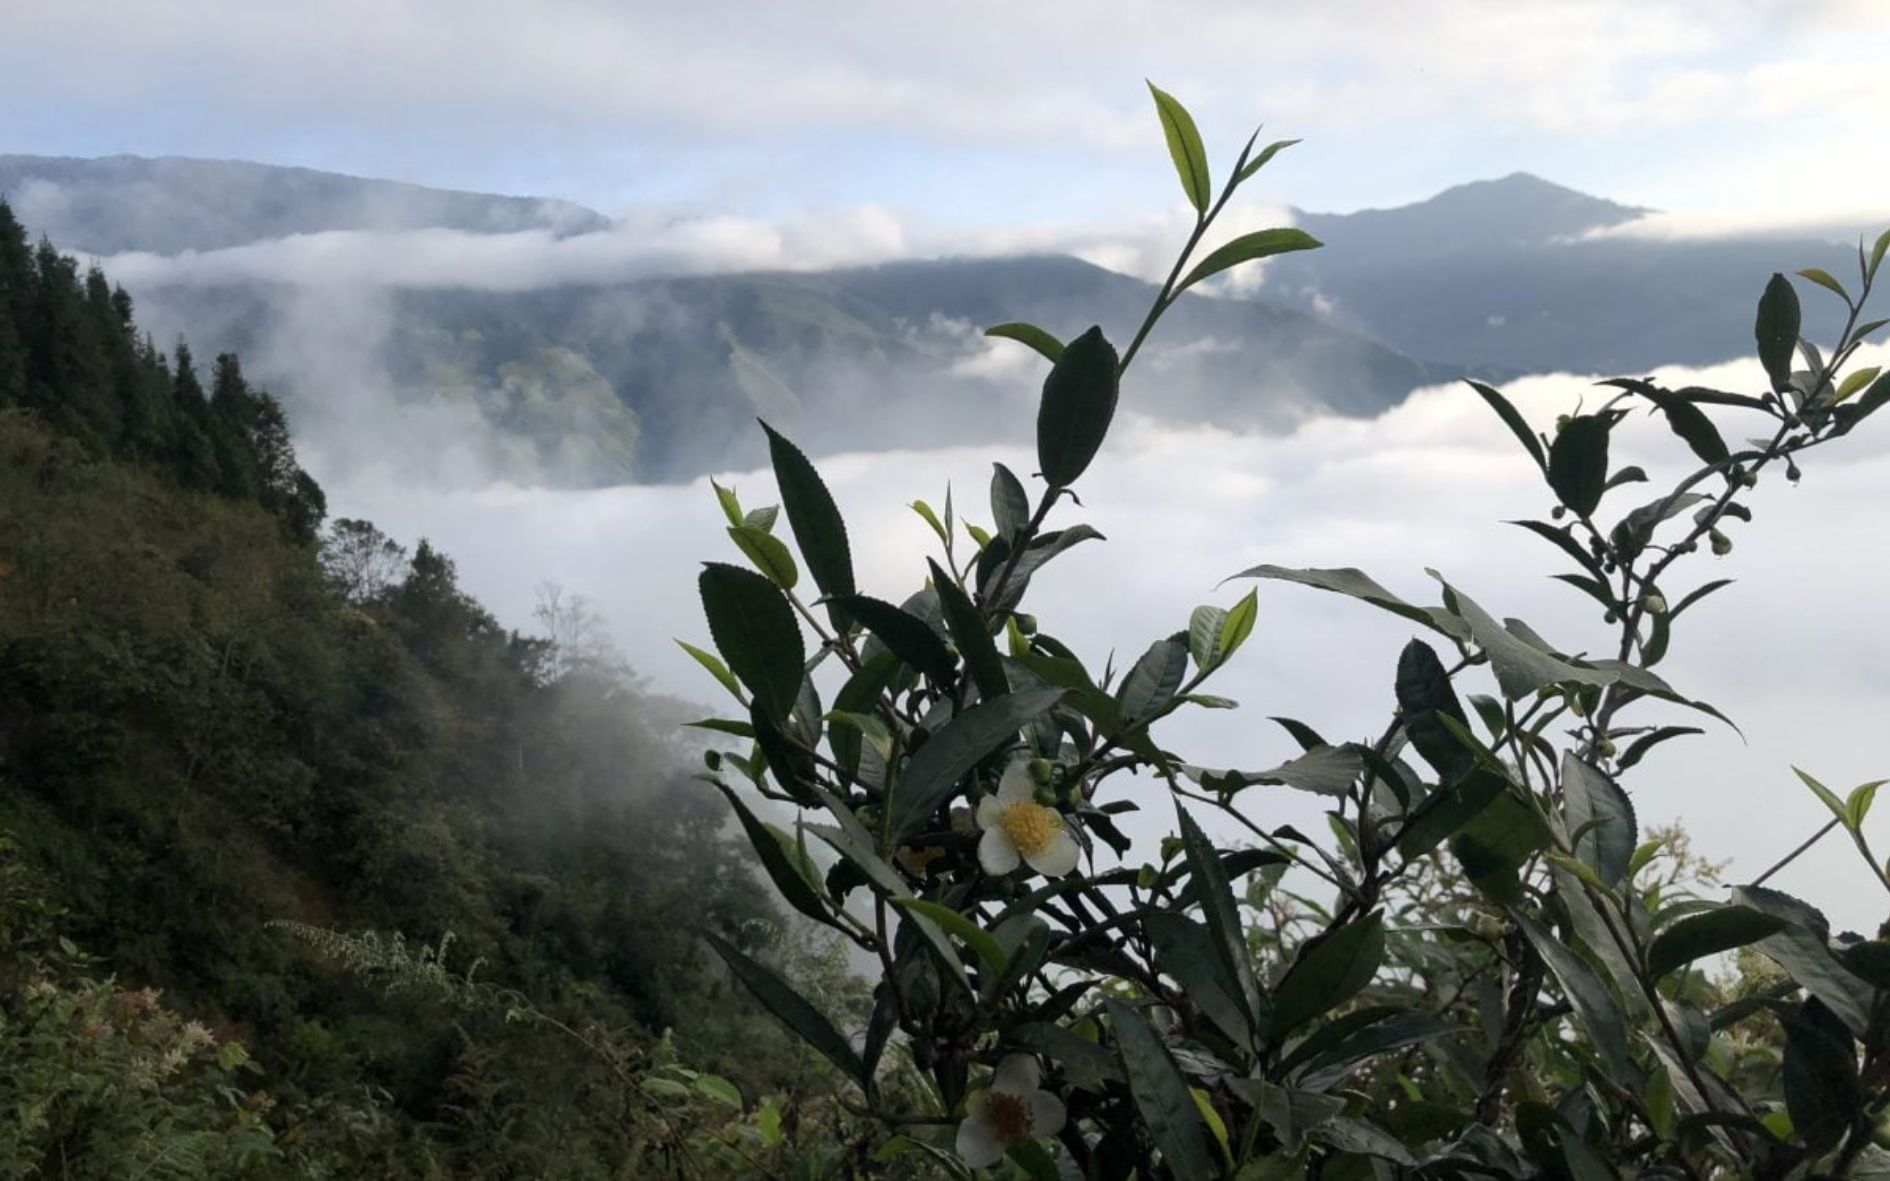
0, 201, 858, 1177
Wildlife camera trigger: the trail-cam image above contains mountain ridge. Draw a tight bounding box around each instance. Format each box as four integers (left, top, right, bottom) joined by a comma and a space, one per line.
0, 152, 610, 254
1, 152, 1858, 486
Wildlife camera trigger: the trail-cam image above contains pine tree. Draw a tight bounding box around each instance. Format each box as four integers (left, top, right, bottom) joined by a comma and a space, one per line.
0, 203, 27, 407
170, 344, 224, 492
26, 239, 117, 448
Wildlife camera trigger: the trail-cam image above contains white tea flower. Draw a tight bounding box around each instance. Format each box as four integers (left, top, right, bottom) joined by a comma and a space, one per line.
975, 760, 1079, 877
955, 1054, 1067, 1167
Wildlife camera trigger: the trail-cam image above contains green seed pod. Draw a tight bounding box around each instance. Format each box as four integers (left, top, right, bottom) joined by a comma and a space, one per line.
1710, 529, 1733, 556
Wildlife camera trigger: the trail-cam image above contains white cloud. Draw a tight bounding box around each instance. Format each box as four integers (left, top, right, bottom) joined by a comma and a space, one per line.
6, 1, 1833, 141
93, 206, 912, 291
326, 343, 1890, 933
13, 1, 1889, 218
1583, 206, 1890, 245
87, 194, 1302, 292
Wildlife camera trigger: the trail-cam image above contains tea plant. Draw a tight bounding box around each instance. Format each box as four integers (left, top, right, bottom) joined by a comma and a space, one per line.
686, 83, 1890, 1178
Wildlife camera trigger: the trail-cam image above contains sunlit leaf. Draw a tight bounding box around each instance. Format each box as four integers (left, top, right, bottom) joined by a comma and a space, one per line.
1235, 137, 1300, 184
727, 524, 798, 589
711, 478, 743, 527
1797, 267, 1849, 302
1177, 228, 1322, 294
1218, 588, 1259, 664
676, 639, 746, 702
1837, 366, 1882, 402
1794, 766, 1850, 830
1147, 82, 1211, 213
984, 322, 1065, 364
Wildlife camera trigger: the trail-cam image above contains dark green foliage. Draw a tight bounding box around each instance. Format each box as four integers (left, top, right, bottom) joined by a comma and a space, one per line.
1396, 638, 1473, 783
1756, 272, 1802, 393
761, 420, 855, 622
0, 201, 323, 542
1267, 916, 1385, 1039
885, 688, 1066, 840
832, 593, 957, 685
704, 932, 866, 1084
1035, 325, 1120, 487
0, 232, 849, 1176
1547, 412, 1616, 517
1105, 998, 1217, 1179
698, 561, 805, 724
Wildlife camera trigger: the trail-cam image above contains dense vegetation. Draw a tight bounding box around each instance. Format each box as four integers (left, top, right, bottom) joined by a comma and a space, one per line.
0, 199, 877, 1177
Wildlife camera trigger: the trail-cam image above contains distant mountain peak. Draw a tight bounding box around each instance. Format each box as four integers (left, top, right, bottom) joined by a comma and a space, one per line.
1295, 172, 1648, 251
1423, 171, 1646, 219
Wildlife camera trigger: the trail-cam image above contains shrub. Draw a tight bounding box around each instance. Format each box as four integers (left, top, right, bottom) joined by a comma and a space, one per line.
686, 83, 1890, 1178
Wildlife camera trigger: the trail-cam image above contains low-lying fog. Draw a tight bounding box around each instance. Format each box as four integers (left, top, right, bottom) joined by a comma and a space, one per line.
320, 344, 1890, 934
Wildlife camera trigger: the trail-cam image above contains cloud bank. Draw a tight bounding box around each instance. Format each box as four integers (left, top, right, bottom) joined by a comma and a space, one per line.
324, 342, 1890, 932
85, 197, 1297, 293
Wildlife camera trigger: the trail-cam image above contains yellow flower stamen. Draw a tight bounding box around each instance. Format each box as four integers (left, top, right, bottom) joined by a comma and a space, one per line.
998, 802, 1061, 857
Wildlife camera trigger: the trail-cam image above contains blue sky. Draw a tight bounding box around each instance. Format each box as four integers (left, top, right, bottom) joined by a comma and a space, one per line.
6, 0, 1889, 232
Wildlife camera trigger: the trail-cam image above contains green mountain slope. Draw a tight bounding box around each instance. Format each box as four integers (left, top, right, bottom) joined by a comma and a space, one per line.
0, 201, 853, 1176
31, 157, 1852, 488
133, 256, 1455, 484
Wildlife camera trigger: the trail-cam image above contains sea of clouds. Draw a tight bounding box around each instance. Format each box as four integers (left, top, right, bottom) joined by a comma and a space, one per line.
316, 340, 1890, 933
